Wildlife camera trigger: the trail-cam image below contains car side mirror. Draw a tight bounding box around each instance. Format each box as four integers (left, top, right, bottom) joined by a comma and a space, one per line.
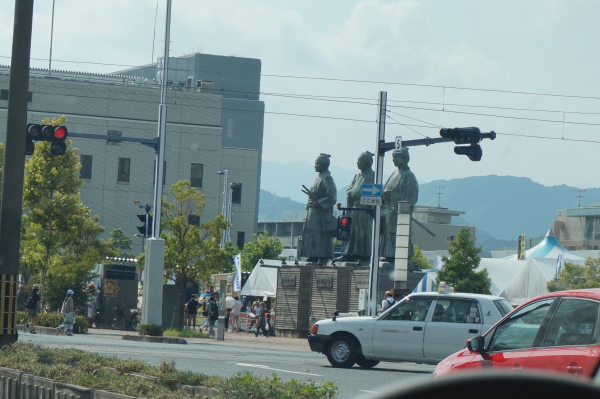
467, 336, 485, 354
332, 310, 340, 321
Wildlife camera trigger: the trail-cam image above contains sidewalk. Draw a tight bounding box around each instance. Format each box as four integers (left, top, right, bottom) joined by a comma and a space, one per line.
82, 327, 311, 352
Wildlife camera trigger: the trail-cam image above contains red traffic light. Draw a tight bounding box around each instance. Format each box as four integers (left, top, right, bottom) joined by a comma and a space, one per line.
53, 126, 68, 140
340, 217, 350, 227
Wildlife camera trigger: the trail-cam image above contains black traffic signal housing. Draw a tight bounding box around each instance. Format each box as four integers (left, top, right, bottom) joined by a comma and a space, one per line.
336, 215, 352, 241
440, 127, 483, 161
26, 124, 69, 155
137, 214, 153, 237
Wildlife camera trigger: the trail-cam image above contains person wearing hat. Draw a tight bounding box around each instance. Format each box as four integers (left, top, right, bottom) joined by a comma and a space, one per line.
56, 289, 75, 336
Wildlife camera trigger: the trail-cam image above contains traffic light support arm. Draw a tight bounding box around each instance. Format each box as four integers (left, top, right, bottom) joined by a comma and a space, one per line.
68, 132, 160, 153
336, 205, 435, 237
378, 132, 496, 154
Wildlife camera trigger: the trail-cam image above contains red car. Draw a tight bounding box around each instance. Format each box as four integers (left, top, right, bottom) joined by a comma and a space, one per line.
434, 289, 600, 378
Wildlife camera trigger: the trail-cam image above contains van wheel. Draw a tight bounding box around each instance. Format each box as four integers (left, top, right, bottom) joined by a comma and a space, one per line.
326, 336, 357, 368
356, 355, 380, 369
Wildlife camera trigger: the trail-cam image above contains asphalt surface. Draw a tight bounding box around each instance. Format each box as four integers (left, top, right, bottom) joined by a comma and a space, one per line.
17, 328, 435, 399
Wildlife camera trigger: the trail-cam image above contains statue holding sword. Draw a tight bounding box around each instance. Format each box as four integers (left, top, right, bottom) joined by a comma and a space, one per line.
298, 153, 337, 264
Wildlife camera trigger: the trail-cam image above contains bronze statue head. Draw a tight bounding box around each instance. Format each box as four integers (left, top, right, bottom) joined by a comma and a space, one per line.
392, 148, 409, 168
357, 151, 374, 171
314, 153, 331, 172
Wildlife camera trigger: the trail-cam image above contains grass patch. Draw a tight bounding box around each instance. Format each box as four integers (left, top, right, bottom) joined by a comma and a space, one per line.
0, 343, 338, 399
163, 328, 213, 339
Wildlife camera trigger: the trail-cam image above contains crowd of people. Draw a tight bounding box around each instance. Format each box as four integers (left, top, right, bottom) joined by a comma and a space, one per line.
185, 293, 276, 338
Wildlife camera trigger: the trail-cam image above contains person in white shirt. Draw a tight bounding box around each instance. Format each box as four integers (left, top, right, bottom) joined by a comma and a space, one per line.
231, 296, 243, 333
378, 291, 395, 315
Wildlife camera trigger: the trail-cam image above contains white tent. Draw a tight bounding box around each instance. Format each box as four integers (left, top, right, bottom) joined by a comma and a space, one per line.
412, 258, 524, 296
240, 260, 280, 297
505, 229, 583, 261
501, 257, 586, 305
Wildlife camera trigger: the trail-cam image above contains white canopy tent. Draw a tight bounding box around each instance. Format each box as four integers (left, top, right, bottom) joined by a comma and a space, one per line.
412, 258, 524, 296
240, 260, 280, 297
501, 257, 586, 305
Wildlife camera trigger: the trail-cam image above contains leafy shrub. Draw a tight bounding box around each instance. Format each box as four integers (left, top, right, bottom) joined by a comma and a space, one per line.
16, 311, 89, 334
137, 323, 164, 336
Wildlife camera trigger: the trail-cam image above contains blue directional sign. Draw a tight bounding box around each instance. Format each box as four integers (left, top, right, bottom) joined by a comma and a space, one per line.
361, 184, 382, 197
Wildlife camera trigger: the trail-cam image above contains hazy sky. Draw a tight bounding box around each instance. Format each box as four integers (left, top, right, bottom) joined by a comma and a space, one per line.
2, 0, 599, 189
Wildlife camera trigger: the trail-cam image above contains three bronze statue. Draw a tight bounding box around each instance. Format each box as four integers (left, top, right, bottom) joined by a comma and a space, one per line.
298, 149, 418, 265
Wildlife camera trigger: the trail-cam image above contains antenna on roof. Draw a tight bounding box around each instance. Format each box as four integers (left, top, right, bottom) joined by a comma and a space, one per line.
436, 186, 445, 208
574, 189, 586, 207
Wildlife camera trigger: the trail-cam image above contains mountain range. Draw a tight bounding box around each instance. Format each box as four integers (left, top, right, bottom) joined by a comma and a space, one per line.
259, 161, 600, 248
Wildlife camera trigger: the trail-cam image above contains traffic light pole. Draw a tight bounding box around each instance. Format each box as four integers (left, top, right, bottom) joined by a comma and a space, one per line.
142, 0, 172, 327
0, 0, 35, 345
367, 91, 387, 317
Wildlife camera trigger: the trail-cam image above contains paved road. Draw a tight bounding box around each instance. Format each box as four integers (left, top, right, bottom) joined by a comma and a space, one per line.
18, 329, 434, 399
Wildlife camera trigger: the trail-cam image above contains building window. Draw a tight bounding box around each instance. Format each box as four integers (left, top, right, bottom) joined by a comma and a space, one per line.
231, 183, 242, 204
445, 235, 455, 242
227, 117, 235, 138
0, 89, 32, 102
153, 161, 166, 185
237, 231, 245, 249
117, 158, 130, 182
80, 155, 93, 179
190, 163, 203, 188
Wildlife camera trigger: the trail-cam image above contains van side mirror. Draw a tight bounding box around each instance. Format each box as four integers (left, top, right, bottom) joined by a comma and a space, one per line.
467, 336, 485, 354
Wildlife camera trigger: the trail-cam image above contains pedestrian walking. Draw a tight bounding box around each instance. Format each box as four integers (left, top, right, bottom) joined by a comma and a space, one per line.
254, 302, 268, 338
241, 296, 248, 312
16, 285, 28, 312
231, 296, 242, 333
56, 290, 75, 336
185, 294, 200, 329
24, 284, 42, 334
206, 294, 219, 337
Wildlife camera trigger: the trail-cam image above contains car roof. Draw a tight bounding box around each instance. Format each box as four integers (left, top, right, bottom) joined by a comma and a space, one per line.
408, 292, 506, 301
521, 288, 600, 304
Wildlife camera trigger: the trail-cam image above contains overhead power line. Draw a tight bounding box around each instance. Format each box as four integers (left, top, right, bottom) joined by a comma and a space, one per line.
3, 54, 600, 101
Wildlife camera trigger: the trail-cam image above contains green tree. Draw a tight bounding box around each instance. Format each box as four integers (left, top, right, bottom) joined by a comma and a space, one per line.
436, 228, 491, 294
241, 231, 284, 271
160, 180, 235, 328
547, 258, 600, 292
108, 228, 135, 258
412, 245, 432, 269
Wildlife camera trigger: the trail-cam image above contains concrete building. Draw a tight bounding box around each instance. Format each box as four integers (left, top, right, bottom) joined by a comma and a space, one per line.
412, 205, 475, 251
553, 203, 600, 250
0, 52, 264, 255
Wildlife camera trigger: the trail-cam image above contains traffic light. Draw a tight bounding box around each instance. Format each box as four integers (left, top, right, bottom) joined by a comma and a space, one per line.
454, 144, 482, 162
336, 215, 352, 241
137, 214, 153, 237
439, 127, 481, 144
25, 124, 69, 155
440, 127, 483, 161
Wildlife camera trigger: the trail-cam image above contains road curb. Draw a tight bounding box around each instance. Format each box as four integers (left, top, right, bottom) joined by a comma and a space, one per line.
121, 335, 187, 345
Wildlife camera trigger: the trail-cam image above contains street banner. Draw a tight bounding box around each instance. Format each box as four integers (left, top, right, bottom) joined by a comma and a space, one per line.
233, 253, 242, 291
556, 252, 565, 275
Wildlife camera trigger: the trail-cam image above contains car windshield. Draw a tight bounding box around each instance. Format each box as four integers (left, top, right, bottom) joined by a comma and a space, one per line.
494, 299, 514, 316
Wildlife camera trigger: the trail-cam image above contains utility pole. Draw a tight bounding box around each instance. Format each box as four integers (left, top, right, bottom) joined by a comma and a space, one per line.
142, 0, 172, 327
367, 91, 387, 317
0, 0, 35, 345
217, 170, 228, 248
